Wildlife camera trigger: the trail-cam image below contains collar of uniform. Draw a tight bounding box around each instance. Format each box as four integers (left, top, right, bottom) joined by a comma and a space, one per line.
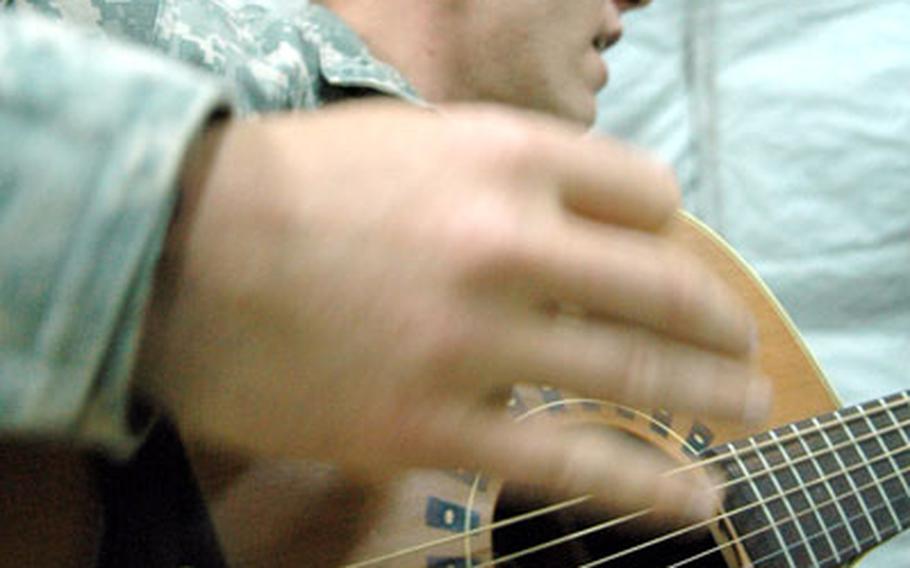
300, 4, 426, 106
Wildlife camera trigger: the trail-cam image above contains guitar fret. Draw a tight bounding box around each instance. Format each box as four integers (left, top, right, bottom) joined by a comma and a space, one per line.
820, 414, 880, 542
811, 416, 863, 555
798, 417, 857, 537
831, 411, 885, 543
842, 406, 902, 539
889, 393, 910, 488
881, 392, 910, 460
878, 394, 910, 528
776, 424, 840, 564
760, 491, 910, 568
859, 401, 908, 531
714, 391, 910, 568
721, 441, 793, 567
834, 489, 910, 566
749, 436, 816, 567
818, 413, 879, 549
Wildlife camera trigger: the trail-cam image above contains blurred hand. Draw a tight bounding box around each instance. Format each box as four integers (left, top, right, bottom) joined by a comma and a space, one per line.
137, 101, 768, 520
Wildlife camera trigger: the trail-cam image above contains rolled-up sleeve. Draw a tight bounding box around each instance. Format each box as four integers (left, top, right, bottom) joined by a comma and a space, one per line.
0, 12, 231, 457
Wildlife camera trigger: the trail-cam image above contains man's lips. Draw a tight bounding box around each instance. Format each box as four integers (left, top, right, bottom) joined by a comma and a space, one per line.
592, 28, 621, 54
589, 49, 609, 90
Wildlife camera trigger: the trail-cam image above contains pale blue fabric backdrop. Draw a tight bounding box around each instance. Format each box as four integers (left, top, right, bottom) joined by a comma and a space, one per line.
597, 1, 910, 565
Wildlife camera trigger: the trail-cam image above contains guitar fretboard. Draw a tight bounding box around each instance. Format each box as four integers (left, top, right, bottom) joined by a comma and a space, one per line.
707, 391, 910, 568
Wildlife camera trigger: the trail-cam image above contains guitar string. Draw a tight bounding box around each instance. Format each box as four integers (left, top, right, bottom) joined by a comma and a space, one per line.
733, 490, 906, 568
671, 492, 905, 568
344, 395, 909, 567
666, 455, 910, 568
486, 413, 910, 567
671, 393, 907, 477
579, 438, 910, 566
341, 495, 599, 568
342, 394, 909, 567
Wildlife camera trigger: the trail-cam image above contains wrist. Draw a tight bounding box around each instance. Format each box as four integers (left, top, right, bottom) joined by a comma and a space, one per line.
134, 118, 231, 422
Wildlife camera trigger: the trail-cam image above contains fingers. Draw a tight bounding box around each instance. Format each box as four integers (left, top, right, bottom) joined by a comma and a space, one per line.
518, 219, 756, 357
422, 408, 722, 522
486, 312, 772, 424
443, 105, 681, 231
553, 136, 681, 231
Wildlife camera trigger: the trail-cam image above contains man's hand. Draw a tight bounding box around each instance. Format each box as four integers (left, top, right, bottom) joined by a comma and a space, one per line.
137, 101, 767, 520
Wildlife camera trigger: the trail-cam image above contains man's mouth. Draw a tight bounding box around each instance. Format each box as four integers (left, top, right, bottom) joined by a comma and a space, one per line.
592, 35, 610, 52
592, 30, 620, 53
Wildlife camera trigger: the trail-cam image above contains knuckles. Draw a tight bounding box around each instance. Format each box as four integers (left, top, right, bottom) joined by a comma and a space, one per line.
446, 109, 554, 181
654, 247, 714, 334
411, 306, 491, 382
442, 193, 536, 287
617, 326, 665, 405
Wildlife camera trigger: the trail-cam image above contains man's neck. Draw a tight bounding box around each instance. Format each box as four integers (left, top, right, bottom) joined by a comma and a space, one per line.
316, 0, 471, 104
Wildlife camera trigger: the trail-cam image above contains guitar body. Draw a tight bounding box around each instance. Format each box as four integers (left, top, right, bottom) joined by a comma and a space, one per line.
0, 213, 859, 566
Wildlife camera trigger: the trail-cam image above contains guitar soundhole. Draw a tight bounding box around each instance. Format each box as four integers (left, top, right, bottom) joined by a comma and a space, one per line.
492, 483, 728, 567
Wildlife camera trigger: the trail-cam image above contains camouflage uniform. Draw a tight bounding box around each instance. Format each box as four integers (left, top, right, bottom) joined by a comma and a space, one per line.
0, 1, 422, 457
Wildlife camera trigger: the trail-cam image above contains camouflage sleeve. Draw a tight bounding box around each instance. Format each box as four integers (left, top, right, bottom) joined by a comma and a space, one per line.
0, 12, 231, 458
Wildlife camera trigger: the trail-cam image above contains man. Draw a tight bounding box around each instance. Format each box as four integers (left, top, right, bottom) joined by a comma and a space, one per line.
1, 1, 768, 564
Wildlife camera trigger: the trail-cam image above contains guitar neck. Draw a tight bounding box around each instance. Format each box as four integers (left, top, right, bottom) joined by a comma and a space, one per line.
707, 391, 910, 567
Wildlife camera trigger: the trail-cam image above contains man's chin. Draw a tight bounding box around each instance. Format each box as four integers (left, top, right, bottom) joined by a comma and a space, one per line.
507, 92, 597, 127
551, 96, 598, 128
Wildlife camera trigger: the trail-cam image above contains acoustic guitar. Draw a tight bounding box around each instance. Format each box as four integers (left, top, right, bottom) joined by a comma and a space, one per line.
2, 212, 908, 567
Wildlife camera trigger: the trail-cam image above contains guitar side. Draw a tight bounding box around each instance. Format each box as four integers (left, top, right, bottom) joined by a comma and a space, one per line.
664, 211, 841, 437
